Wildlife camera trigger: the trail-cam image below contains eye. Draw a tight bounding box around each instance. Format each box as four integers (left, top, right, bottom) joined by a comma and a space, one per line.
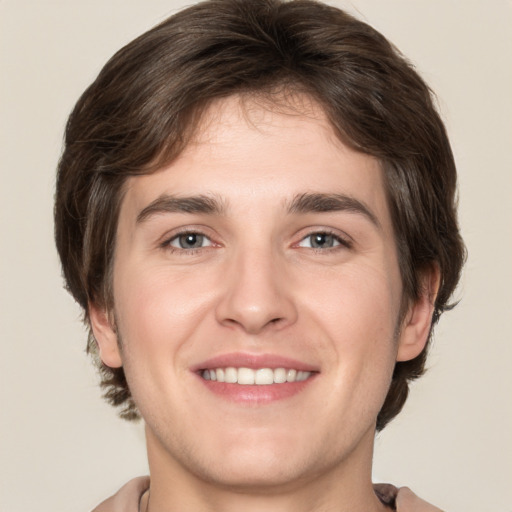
168, 232, 212, 250
298, 232, 346, 249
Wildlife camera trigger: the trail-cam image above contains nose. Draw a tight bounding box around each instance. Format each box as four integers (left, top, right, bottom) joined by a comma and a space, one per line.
215, 247, 298, 335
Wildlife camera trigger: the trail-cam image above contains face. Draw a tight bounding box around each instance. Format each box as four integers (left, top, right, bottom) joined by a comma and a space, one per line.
91, 95, 432, 491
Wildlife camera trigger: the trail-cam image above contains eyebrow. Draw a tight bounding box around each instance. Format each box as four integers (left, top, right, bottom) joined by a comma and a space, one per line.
136, 194, 226, 223
287, 192, 380, 229
136, 191, 380, 229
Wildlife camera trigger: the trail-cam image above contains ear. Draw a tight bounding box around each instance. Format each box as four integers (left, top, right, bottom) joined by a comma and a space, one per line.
396, 265, 441, 362
88, 302, 123, 368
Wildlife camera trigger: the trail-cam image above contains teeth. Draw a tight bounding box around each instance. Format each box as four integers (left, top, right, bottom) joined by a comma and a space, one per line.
297, 370, 309, 381
286, 369, 297, 382
225, 367, 237, 383
274, 368, 287, 383
201, 367, 312, 385
255, 368, 273, 385
238, 367, 255, 385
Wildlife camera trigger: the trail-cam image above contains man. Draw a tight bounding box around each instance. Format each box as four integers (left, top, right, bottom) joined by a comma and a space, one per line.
54, 0, 465, 510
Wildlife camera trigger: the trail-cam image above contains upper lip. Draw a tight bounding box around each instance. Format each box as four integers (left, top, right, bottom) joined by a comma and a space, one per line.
191, 353, 319, 372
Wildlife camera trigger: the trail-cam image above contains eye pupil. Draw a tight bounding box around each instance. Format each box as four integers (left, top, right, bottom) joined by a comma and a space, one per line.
179, 233, 203, 248
311, 233, 333, 248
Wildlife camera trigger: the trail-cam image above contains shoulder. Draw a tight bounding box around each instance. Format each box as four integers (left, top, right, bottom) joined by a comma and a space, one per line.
374, 483, 445, 511
92, 478, 444, 512
91, 477, 150, 512
396, 486, 445, 512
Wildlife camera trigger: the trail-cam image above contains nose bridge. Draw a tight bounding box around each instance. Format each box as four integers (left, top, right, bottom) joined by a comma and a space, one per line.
216, 240, 297, 333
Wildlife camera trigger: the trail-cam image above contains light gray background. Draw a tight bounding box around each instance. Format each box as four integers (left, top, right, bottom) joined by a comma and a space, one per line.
1, 1, 511, 511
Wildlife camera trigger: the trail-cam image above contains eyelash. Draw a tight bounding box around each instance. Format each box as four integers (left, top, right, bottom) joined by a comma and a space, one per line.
297, 230, 352, 251
160, 229, 352, 254
160, 230, 215, 255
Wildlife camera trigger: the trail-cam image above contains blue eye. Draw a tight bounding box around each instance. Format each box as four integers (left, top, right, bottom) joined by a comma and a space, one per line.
169, 233, 212, 249
298, 232, 344, 249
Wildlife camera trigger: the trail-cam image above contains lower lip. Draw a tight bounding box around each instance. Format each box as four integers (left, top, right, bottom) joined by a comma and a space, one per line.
197, 376, 316, 404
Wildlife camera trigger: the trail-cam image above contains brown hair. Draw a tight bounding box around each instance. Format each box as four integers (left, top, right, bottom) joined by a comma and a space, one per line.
55, 0, 465, 430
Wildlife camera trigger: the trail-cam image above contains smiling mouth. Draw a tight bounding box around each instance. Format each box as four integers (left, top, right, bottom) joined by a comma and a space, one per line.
201, 367, 313, 385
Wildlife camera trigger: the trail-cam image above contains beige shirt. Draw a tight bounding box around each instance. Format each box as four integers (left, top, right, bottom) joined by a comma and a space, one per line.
91, 477, 444, 511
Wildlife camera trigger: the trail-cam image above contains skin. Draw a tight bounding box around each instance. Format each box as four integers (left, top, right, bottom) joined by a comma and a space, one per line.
90, 94, 437, 512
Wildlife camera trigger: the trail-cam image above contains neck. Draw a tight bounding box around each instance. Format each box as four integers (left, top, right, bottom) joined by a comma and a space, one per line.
143, 425, 387, 512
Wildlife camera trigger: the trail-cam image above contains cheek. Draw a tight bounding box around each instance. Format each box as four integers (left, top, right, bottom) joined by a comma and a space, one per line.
111, 265, 216, 415
304, 261, 401, 342
113, 264, 210, 355
112, 256, 231, 370
303, 262, 400, 394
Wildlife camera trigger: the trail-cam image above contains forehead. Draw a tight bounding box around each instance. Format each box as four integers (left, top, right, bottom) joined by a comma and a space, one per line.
182, 93, 359, 171
120, 94, 391, 231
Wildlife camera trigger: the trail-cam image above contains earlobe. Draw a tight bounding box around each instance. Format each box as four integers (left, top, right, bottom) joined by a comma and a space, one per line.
88, 302, 123, 368
396, 265, 441, 362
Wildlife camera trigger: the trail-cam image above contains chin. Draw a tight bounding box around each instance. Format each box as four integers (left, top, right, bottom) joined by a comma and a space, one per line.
189, 429, 344, 492
197, 452, 314, 491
